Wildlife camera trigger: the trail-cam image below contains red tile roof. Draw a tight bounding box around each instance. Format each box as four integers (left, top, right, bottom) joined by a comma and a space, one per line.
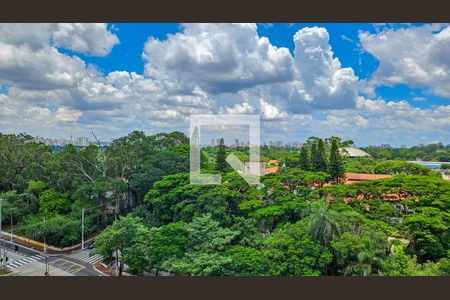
264, 167, 279, 174
344, 172, 392, 184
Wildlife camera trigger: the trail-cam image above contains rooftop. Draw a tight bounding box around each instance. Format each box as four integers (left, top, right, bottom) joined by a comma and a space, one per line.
344, 172, 392, 184
340, 147, 371, 157
264, 166, 279, 174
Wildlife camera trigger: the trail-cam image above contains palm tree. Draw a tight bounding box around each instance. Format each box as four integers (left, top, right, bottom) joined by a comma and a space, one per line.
344, 250, 377, 276
307, 199, 340, 245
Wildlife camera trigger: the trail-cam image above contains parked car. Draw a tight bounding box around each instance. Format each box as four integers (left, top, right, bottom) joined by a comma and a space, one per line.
87, 240, 96, 249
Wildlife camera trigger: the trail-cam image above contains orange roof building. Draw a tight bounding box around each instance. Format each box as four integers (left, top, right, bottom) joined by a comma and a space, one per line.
343, 172, 392, 184
264, 166, 279, 174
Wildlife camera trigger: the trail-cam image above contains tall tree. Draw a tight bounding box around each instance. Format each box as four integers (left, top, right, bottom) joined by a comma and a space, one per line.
216, 138, 227, 172
38, 188, 70, 216
403, 207, 449, 262
107, 130, 149, 208
310, 142, 318, 171
262, 222, 332, 275
311, 139, 327, 172
92, 215, 150, 275
299, 146, 310, 170
329, 138, 344, 183
307, 199, 340, 246
0, 133, 51, 192
162, 214, 240, 275
316, 139, 328, 172
54, 143, 111, 222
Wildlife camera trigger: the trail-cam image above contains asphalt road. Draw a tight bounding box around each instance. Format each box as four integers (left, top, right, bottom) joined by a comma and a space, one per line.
57, 254, 103, 276
2, 239, 40, 256
1, 240, 101, 276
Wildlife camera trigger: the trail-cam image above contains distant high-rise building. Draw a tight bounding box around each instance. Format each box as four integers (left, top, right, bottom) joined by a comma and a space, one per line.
191, 127, 200, 146
292, 141, 303, 148
34, 135, 89, 147
77, 137, 89, 147
210, 138, 221, 147
234, 138, 239, 148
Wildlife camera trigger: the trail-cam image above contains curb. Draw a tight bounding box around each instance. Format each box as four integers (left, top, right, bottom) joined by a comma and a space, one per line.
93, 262, 109, 276
1, 231, 97, 254
3, 240, 64, 258
3, 239, 42, 255
0, 267, 13, 276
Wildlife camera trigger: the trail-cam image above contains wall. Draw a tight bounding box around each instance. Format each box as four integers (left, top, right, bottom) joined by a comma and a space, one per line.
0, 231, 96, 253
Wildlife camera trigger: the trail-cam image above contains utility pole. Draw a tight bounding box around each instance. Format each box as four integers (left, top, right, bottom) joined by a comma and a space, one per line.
81, 208, 85, 250
116, 249, 119, 276
115, 198, 118, 221
44, 234, 49, 276
4, 249, 8, 269
43, 217, 49, 276
10, 213, 13, 242
0, 196, 3, 268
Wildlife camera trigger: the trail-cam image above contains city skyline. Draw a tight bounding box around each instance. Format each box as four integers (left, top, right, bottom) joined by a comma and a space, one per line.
23, 131, 450, 149
34, 135, 90, 147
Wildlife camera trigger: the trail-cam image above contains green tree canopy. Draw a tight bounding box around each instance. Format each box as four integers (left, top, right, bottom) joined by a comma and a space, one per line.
92, 215, 151, 275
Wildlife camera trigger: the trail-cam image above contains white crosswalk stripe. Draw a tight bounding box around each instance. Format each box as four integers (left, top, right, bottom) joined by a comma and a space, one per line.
6, 254, 46, 270
66, 250, 103, 265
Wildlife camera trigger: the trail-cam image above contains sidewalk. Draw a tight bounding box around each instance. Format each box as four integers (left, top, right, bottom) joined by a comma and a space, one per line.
94, 262, 132, 276
8, 260, 75, 276
1, 230, 97, 254
94, 262, 114, 276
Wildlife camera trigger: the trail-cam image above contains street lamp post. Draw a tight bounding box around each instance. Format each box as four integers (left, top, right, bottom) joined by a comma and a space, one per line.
113, 249, 121, 276
44, 234, 49, 276
43, 217, 49, 276
0, 196, 3, 269
4, 249, 9, 269
81, 208, 85, 250
10, 213, 13, 242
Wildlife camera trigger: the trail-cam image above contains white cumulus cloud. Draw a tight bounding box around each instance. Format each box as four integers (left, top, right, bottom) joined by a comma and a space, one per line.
360, 23, 450, 97
143, 23, 294, 94
52, 23, 119, 56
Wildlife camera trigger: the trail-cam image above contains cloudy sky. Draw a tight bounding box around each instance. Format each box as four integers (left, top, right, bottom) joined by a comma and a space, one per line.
1, 23, 449, 146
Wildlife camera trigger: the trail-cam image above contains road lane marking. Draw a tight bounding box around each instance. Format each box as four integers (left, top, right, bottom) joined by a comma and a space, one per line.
66, 250, 103, 265
6, 254, 46, 271
49, 258, 85, 274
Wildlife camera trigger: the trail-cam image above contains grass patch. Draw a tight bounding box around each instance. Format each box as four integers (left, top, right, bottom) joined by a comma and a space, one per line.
0, 267, 12, 275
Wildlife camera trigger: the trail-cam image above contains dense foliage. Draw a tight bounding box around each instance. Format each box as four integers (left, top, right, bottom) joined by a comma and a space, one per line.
1, 132, 448, 276
363, 143, 450, 162
0, 131, 189, 247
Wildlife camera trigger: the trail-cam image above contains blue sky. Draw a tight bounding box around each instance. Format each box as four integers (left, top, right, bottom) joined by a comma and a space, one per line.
69, 23, 181, 75
75, 23, 380, 90
257, 23, 379, 78
63, 23, 442, 110
1, 23, 449, 146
